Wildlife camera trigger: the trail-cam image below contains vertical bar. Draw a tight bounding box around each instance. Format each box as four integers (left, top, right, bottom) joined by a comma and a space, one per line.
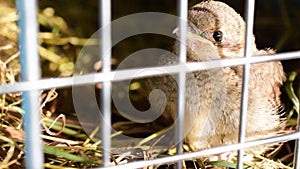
293, 88, 300, 169
176, 0, 188, 169
237, 0, 255, 169
99, 0, 112, 167
16, 0, 44, 168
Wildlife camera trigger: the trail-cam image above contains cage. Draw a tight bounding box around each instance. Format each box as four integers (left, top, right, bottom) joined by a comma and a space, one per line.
0, 0, 300, 168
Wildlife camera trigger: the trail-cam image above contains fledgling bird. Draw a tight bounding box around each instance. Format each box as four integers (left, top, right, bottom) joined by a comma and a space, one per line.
147, 0, 286, 151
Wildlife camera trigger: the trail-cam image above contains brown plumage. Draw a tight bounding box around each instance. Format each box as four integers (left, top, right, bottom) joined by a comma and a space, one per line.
147, 0, 285, 151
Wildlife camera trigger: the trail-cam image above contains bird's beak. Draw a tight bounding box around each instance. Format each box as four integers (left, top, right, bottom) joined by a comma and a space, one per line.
172, 22, 206, 42
172, 22, 219, 61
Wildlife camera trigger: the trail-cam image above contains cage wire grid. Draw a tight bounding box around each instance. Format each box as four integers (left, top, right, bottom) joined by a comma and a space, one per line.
1, 0, 300, 168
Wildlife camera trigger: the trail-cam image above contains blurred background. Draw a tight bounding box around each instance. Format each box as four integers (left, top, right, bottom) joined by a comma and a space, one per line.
37, 0, 300, 77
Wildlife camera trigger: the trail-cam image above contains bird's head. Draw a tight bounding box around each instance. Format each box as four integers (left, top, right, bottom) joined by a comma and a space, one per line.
181, 0, 257, 61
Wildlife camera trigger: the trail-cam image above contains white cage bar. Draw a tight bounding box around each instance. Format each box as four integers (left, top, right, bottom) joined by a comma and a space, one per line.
237, 1, 255, 168
176, 0, 188, 169
2, 51, 300, 94
99, 0, 112, 167
16, 0, 44, 168
0, 0, 298, 168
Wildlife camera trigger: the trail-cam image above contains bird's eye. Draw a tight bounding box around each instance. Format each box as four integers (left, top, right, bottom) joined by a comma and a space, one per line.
213, 31, 223, 42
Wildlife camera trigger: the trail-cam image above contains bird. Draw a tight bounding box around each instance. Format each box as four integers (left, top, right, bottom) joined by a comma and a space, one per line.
145, 0, 286, 151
